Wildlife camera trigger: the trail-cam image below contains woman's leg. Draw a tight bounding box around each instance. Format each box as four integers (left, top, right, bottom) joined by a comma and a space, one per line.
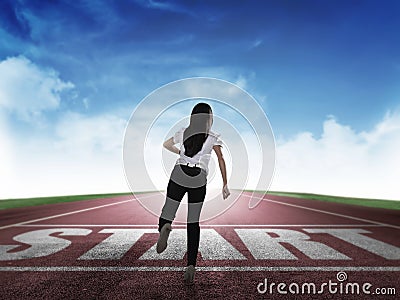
186, 183, 206, 266
158, 176, 186, 232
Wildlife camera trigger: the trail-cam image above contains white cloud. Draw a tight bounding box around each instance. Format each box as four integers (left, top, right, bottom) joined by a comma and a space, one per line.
234, 75, 247, 89
0, 56, 74, 122
251, 39, 263, 49
271, 112, 400, 200
0, 111, 130, 199
1, 61, 398, 202
186, 67, 232, 79
4, 106, 397, 201
0, 111, 16, 188
0, 56, 132, 199
135, 0, 193, 15
82, 98, 90, 109
54, 111, 127, 155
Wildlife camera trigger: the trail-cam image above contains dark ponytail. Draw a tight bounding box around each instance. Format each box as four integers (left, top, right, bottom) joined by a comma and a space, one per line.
183, 103, 212, 158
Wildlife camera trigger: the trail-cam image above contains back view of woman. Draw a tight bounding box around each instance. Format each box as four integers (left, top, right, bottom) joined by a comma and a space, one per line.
157, 102, 230, 285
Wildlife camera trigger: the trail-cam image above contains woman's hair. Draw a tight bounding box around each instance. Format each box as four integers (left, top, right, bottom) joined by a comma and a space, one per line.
183, 103, 212, 158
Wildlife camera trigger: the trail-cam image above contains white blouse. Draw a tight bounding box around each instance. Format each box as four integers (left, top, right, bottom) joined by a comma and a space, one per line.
173, 127, 223, 175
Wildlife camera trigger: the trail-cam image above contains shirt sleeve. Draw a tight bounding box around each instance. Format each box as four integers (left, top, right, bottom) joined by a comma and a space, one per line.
173, 127, 185, 144
213, 132, 223, 147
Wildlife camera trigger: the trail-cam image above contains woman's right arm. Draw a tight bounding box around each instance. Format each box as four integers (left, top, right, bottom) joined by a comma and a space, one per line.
163, 137, 180, 155
213, 145, 230, 199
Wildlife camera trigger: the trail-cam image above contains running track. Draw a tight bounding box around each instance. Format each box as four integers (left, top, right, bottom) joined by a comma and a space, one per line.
0, 191, 399, 299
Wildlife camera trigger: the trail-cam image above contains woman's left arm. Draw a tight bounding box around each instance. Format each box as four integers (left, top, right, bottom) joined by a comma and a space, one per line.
163, 137, 180, 154
213, 145, 230, 199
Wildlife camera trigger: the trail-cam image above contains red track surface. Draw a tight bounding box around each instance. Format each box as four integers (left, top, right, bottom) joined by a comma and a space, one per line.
0, 192, 399, 299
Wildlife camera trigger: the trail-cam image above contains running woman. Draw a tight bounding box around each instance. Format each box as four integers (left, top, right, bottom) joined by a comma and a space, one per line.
157, 102, 230, 285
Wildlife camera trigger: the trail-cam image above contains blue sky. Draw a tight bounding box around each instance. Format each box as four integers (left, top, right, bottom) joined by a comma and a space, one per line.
1, 0, 399, 199
1, 0, 399, 136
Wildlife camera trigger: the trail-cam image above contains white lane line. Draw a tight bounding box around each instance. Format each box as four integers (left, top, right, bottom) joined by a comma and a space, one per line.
0, 266, 398, 272
0, 199, 135, 231
258, 196, 400, 230
14, 224, 385, 228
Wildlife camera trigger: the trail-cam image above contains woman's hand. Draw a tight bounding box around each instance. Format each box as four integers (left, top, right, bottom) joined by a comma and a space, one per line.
222, 184, 230, 199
